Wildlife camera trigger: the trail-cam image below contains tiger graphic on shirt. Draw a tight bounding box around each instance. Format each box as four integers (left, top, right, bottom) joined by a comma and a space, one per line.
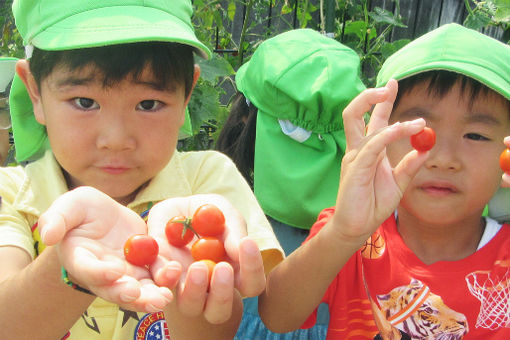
375, 279, 468, 339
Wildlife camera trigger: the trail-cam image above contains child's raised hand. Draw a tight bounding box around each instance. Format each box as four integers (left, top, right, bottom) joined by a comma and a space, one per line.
146, 194, 265, 324
38, 186, 173, 313
330, 79, 429, 244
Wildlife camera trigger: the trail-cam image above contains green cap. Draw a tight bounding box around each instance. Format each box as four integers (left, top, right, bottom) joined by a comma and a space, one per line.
12, 0, 211, 59
377, 23, 510, 101
236, 28, 365, 230
10, 0, 209, 162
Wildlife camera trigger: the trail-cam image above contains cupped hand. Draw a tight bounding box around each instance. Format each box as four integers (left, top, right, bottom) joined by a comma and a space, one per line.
147, 194, 265, 324
38, 186, 173, 312
331, 79, 429, 243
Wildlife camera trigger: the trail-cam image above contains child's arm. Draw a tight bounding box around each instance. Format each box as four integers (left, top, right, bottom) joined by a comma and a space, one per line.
259, 79, 430, 332
0, 244, 95, 339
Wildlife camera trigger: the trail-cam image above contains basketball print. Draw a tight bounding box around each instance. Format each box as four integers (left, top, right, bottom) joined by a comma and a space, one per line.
361, 232, 386, 259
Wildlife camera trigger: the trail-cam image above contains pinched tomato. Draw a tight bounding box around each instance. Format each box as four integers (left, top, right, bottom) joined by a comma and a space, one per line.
410, 127, 436, 152
500, 148, 510, 173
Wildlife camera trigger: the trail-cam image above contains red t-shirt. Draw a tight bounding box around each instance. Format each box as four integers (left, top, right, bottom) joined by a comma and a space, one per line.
303, 208, 510, 339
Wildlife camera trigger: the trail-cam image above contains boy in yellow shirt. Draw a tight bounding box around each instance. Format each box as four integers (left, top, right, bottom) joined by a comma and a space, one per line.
0, 1, 283, 339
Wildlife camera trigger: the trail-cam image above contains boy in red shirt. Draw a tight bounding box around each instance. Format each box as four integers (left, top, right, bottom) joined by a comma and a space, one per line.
259, 23, 510, 339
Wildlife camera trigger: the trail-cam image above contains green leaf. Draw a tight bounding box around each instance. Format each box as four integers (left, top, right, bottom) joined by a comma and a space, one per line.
494, 0, 510, 22
463, 12, 491, 30
369, 7, 407, 27
380, 39, 410, 59
188, 81, 221, 133
281, 4, 293, 15
344, 21, 368, 41
227, 1, 236, 21
196, 55, 235, 83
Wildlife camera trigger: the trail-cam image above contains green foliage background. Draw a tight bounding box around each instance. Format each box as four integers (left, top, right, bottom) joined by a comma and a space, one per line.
1, 0, 509, 153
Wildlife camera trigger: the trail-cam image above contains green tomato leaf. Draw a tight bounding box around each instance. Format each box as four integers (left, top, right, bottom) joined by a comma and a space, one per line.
344, 21, 368, 41
196, 55, 235, 83
369, 7, 407, 28
494, 0, 510, 22
464, 12, 492, 30
380, 39, 411, 59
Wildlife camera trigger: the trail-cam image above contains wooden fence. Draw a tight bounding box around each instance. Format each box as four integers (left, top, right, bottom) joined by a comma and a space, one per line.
218, 0, 504, 56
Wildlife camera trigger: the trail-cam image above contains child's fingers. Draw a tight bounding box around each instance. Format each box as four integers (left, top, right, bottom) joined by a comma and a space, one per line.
151, 257, 183, 289
176, 262, 209, 317
366, 79, 398, 136
342, 86, 393, 152
393, 149, 429, 193
504, 136, 510, 148
38, 211, 67, 245
502, 173, 510, 187
235, 237, 265, 298
203, 262, 234, 324
94, 275, 142, 305
351, 119, 426, 171
65, 248, 126, 286
138, 279, 174, 312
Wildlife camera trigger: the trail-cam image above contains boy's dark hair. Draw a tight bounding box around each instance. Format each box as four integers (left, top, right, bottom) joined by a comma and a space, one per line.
215, 92, 258, 188
29, 42, 196, 98
395, 70, 510, 114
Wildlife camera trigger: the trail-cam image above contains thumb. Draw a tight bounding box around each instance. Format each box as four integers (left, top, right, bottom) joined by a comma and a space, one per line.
39, 187, 101, 245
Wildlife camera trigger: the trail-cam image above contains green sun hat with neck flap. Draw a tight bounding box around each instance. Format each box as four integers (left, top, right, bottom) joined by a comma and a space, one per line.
10, 0, 210, 162
377, 23, 510, 101
236, 28, 366, 230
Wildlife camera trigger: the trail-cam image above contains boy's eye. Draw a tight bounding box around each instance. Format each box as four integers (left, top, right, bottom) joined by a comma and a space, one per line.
73, 97, 98, 110
465, 133, 489, 141
137, 100, 162, 111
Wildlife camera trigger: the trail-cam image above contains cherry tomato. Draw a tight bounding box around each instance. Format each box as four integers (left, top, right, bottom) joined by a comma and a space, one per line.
500, 148, 510, 173
191, 237, 226, 263
198, 259, 216, 284
410, 127, 436, 152
124, 234, 159, 267
191, 204, 225, 237
165, 216, 195, 247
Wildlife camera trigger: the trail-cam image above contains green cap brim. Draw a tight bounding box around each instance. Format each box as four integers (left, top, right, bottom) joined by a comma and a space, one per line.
377, 23, 510, 101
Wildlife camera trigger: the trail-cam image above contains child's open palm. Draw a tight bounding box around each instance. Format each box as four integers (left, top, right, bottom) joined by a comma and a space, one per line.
38, 186, 172, 313
331, 79, 429, 244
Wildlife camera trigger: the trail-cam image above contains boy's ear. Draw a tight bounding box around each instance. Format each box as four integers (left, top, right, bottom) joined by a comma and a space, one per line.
16, 60, 46, 125
184, 64, 201, 106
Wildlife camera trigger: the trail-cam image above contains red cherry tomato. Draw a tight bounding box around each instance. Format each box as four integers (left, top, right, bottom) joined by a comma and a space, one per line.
123, 234, 159, 267
191, 204, 225, 237
500, 148, 510, 173
191, 237, 226, 263
165, 216, 195, 247
410, 127, 436, 152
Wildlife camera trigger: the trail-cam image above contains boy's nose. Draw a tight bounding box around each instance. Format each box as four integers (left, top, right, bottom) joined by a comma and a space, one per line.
96, 114, 136, 151
423, 134, 461, 171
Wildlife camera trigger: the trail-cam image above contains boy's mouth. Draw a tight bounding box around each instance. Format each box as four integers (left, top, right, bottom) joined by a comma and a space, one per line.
419, 181, 459, 196
101, 166, 130, 175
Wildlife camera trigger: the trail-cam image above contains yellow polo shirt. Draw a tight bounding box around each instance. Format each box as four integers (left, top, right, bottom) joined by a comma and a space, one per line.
0, 149, 283, 339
